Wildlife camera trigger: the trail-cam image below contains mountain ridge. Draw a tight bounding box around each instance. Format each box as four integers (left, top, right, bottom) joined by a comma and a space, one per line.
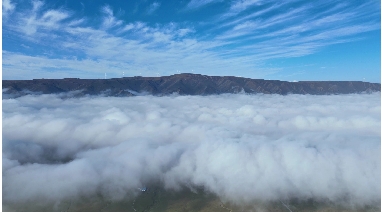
2, 73, 380, 97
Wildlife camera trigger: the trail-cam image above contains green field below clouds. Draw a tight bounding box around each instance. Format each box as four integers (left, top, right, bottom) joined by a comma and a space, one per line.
4, 187, 380, 212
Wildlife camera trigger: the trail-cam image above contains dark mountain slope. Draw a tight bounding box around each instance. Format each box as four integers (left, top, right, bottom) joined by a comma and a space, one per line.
2, 73, 380, 97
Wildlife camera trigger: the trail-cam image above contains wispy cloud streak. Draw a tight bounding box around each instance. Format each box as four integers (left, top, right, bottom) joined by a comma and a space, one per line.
147, 2, 160, 14
2, 0, 380, 79
186, 0, 221, 10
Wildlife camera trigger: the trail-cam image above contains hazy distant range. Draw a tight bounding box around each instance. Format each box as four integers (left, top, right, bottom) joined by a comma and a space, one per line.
2, 73, 380, 97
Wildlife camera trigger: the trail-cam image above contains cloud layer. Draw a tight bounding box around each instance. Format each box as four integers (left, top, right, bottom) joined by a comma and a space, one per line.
2, 93, 381, 207
2, 0, 380, 80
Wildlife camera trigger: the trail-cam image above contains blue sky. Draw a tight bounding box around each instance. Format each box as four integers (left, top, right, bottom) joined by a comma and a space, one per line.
2, 0, 381, 82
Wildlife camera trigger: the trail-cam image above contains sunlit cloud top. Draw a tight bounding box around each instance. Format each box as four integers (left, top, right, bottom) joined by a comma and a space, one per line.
2, 0, 380, 82
3, 93, 381, 205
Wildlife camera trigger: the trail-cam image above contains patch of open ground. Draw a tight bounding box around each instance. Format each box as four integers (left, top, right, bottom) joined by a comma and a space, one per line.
3, 187, 380, 212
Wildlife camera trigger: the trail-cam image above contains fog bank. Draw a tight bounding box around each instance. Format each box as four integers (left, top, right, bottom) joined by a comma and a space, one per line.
2, 93, 380, 206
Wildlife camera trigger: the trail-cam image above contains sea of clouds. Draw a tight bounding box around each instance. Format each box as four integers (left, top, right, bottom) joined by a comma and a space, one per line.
2, 93, 381, 207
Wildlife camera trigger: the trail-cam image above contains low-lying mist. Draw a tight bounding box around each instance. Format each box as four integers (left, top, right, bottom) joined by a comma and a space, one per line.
2, 93, 380, 207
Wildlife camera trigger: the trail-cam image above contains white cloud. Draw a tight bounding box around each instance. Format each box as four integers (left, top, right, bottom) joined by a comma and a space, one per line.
2, 1, 380, 79
147, 2, 160, 14
229, 0, 263, 14
186, 0, 222, 10
100, 5, 123, 29
2, 0, 16, 17
2, 93, 380, 207
14, 1, 70, 36
214, 1, 380, 61
2, 51, 132, 79
3, 15, 263, 79
41, 10, 69, 23
31, 0, 43, 10
178, 28, 194, 37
